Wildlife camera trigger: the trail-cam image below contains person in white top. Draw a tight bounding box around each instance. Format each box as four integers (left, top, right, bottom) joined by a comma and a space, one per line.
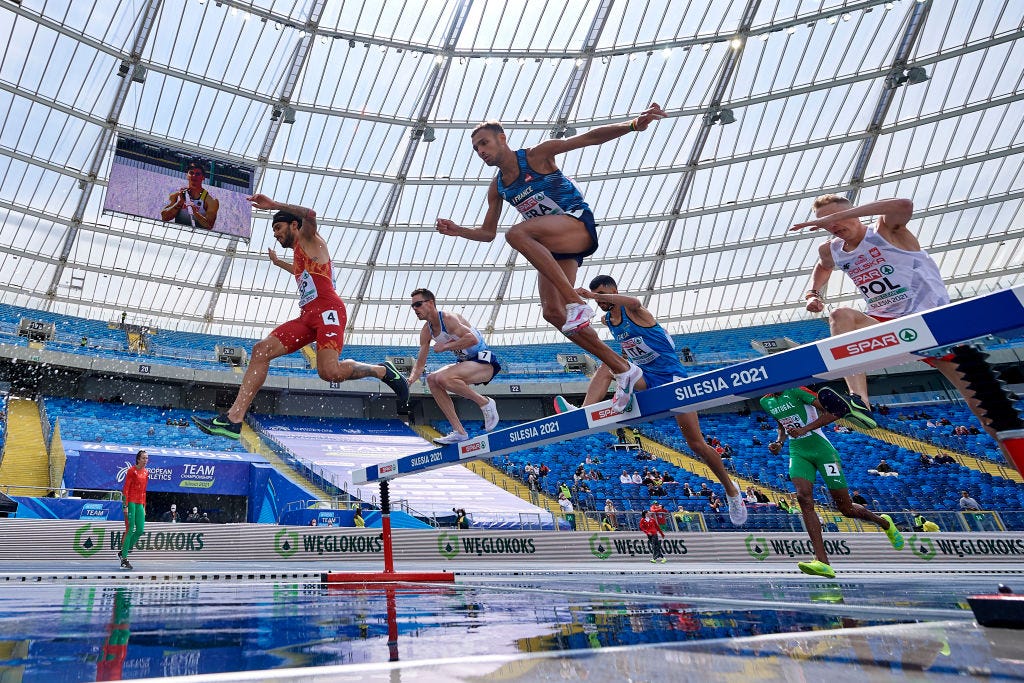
793, 194, 1013, 463
407, 288, 501, 445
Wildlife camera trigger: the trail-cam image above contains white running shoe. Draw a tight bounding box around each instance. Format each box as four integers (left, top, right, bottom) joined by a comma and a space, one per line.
611, 363, 642, 412
481, 398, 499, 431
553, 396, 578, 414
561, 302, 595, 335
433, 431, 469, 445
726, 485, 748, 526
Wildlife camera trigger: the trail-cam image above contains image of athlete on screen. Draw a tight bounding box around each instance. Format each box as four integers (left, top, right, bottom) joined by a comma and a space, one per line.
160, 161, 219, 230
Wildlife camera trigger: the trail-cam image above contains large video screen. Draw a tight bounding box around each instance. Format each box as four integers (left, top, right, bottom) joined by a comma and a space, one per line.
103, 136, 254, 239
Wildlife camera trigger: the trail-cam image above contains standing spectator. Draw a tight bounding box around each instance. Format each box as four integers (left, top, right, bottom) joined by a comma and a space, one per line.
958, 491, 981, 511
649, 501, 668, 529
353, 507, 365, 527
454, 508, 470, 529
186, 507, 201, 523
603, 499, 618, 529
160, 504, 180, 523
558, 482, 572, 500
119, 450, 149, 570
200, 513, 211, 523
558, 494, 576, 531
639, 510, 666, 563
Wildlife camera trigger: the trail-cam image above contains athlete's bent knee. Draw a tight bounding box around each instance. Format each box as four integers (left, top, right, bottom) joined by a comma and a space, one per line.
426, 372, 447, 391
835, 501, 856, 516
828, 307, 865, 331
795, 490, 814, 507
251, 339, 277, 362
544, 306, 567, 329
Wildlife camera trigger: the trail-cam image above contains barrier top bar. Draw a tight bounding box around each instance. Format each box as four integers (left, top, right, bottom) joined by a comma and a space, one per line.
351, 285, 1024, 485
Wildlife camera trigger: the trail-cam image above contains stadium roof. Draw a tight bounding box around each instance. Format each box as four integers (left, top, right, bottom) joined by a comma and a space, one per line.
1, 0, 1022, 345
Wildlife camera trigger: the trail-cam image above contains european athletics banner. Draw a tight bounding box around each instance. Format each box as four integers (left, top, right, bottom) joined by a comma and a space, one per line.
64, 442, 264, 496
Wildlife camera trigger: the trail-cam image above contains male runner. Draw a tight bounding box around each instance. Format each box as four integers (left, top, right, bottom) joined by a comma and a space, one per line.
406, 288, 501, 444
793, 195, 1014, 462
193, 194, 408, 439
554, 275, 748, 526
161, 161, 219, 230
437, 104, 667, 412
761, 386, 904, 578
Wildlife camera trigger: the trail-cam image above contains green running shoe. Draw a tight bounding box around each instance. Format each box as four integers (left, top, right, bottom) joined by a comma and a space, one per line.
797, 560, 836, 578
191, 413, 241, 440
817, 387, 878, 430
380, 361, 410, 412
880, 514, 904, 550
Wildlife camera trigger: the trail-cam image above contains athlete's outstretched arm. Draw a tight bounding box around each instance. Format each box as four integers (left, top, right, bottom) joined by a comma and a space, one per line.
786, 399, 840, 437
575, 287, 644, 311
436, 179, 501, 242
248, 194, 318, 238
791, 198, 913, 232
804, 242, 836, 314
407, 325, 432, 384
532, 103, 666, 158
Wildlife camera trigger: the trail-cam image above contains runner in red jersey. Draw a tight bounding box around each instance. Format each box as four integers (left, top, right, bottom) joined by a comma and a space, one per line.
193, 193, 408, 439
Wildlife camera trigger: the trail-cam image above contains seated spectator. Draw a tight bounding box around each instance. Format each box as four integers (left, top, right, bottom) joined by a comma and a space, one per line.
586, 469, 599, 481
648, 479, 666, 498
708, 495, 723, 513
938, 417, 951, 426
925, 420, 937, 428
682, 483, 696, 497
953, 425, 969, 436
660, 471, 676, 485
934, 452, 956, 465
751, 436, 762, 446
630, 471, 642, 485
620, 470, 631, 484
878, 404, 890, 415
558, 482, 571, 499
777, 498, 794, 514
919, 453, 933, 468
698, 483, 712, 497
958, 490, 981, 511
870, 459, 898, 477
308, 518, 318, 526
601, 516, 615, 531
967, 426, 981, 435
851, 490, 868, 506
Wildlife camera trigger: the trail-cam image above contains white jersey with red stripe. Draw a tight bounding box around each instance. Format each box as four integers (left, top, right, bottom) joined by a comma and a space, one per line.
830, 224, 949, 318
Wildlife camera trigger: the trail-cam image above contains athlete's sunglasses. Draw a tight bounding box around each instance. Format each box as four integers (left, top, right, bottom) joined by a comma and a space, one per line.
411, 300, 427, 309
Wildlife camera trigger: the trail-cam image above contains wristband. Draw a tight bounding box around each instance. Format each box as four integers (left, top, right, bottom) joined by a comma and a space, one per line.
629, 119, 637, 132
804, 289, 823, 300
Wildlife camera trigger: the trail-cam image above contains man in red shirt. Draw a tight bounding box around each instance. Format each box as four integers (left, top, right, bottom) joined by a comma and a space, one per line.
639, 510, 667, 564
193, 193, 409, 439
120, 450, 148, 570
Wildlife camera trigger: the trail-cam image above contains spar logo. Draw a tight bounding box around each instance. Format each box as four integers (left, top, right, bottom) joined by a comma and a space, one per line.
590, 405, 620, 421
274, 529, 299, 558
459, 435, 489, 459
745, 534, 769, 561
74, 523, 105, 558
438, 531, 460, 560
908, 534, 936, 561
589, 533, 612, 560
831, 328, 916, 359
377, 461, 397, 476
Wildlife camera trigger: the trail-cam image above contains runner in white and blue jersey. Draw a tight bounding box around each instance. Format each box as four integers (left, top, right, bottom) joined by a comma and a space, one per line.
553, 275, 748, 526
436, 104, 666, 413
407, 288, 501, 445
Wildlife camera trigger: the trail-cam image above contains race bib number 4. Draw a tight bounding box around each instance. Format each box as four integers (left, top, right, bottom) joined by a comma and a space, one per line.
321, 310, 340, 326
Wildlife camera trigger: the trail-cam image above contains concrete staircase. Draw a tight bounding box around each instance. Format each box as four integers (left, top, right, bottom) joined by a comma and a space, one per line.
409, 424, 600, 530
239, 423, 334, 501
0, 398, 50, 496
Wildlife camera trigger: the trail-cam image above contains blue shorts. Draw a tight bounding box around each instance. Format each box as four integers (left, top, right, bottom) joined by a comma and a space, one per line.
550, 210, 598, 267
461, 356, 501, 385
641, 364, 689, 389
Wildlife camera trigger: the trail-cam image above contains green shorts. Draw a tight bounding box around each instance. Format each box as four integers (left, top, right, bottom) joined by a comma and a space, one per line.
789, 442, 847, 490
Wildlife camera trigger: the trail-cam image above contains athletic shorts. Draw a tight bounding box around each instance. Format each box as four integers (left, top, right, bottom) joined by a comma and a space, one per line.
461, 356, 502, 385
789, 443, 847, 490
550, 209, 599, 266
868, 313, 953, 367
271, 300, 347, 354
641, 366, 688, 389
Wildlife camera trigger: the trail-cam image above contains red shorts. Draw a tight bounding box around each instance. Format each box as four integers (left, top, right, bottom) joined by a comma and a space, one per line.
867, 314, 953, 367
271, 300, 346, 354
